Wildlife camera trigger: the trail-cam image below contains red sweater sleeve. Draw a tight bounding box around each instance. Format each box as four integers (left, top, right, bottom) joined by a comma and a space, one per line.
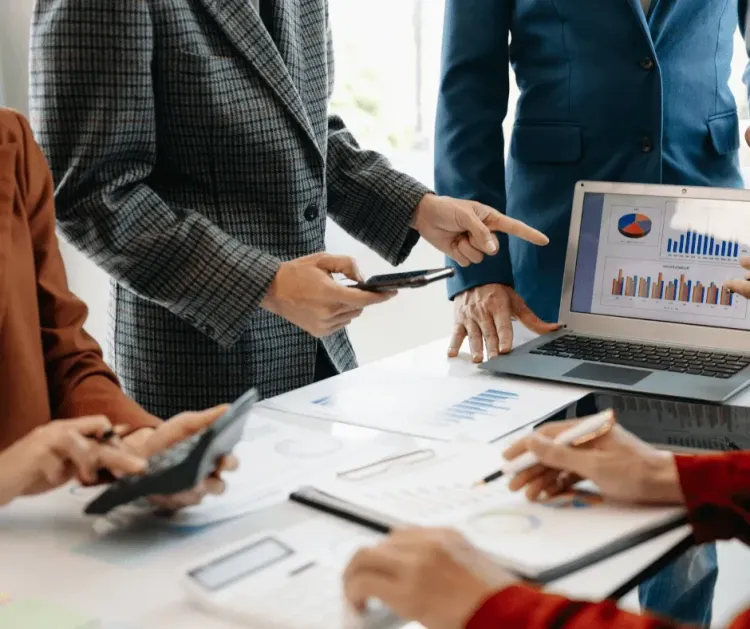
467, 586, 750, 629
675, 452, 750, 545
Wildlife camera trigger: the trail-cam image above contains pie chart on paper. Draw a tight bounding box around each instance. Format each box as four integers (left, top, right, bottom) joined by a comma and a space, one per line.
617, 213, 652, 239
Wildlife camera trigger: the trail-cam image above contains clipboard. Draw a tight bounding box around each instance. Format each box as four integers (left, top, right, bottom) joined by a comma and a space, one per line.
289, 486, 689, 584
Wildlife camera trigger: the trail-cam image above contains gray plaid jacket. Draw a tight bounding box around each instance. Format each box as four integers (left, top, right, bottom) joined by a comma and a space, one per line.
30, 0, 428, 418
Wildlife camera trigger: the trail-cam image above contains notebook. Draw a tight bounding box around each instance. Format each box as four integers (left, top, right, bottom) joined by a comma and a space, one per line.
290, 443, 687, 582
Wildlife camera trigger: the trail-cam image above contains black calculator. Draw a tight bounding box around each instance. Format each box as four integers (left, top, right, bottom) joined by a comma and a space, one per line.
84, 388, 258, 515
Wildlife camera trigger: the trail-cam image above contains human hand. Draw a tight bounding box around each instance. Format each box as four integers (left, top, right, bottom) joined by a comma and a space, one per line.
725, 256, 750, 298
0, 417, 146, 505
122, 406, 239, 511
411, 194, 549, 267
344, 528, 515, 629
449, 284, 559, 362
503, 417, 683, 505
261, 253, 395, 337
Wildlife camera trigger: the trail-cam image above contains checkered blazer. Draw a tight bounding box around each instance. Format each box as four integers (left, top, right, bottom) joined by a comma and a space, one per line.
29, 0, 429, 418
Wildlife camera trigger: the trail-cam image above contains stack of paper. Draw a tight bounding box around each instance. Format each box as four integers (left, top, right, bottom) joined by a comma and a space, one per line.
167, 412, 412, 527
262, 369, 584, 442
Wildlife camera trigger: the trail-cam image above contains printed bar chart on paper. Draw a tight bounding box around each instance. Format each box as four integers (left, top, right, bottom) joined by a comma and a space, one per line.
264, 370, 583, 442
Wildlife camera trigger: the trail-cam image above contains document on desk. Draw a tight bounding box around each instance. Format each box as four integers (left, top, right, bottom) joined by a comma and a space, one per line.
262, 370, 585, 442
167, 413, 412, 528
291, 443, 686, 582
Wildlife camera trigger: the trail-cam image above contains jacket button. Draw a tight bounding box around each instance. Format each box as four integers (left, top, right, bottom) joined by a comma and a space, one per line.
639, 57, 655, 71
304, 204, 319, 221
641, 137, 653, 153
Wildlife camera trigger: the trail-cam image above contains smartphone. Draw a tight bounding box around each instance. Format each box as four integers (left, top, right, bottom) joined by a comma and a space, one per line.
351, 267, 455, 292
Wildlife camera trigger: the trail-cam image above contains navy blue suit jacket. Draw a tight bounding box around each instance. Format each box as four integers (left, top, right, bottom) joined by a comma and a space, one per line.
435, 0, 749, 323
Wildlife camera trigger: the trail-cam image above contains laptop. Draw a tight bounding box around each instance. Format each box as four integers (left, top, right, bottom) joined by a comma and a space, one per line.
481, 181, 750, 403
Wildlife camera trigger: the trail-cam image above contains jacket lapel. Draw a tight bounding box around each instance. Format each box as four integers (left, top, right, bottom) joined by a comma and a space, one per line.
201, 0, 322, 156
623, 0, 655, 43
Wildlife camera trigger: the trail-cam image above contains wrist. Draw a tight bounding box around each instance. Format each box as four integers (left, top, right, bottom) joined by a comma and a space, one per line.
260, 264, 285, 314
410, 193, 434, 230
641, 451, 684, 504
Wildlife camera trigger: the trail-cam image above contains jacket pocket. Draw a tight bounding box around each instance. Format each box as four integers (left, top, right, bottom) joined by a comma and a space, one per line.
707, 111, 740, 156
510, 123, 583, 164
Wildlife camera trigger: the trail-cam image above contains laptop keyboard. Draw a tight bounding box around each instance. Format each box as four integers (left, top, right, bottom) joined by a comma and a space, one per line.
531, 335, 750, 379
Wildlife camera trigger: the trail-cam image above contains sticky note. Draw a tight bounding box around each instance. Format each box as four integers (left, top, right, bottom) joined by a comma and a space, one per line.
0, 599, 95, 629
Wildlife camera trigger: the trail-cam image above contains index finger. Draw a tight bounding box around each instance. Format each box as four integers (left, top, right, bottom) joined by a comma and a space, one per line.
62, 415, 113, 438
502, 419, 582, 461
481, 210, 549, 246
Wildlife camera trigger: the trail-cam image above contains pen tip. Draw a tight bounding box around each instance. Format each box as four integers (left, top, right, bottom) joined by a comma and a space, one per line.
472, 480, 485, 488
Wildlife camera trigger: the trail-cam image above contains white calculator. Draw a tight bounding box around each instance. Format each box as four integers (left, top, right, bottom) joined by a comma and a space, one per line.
182, 523, 402, 629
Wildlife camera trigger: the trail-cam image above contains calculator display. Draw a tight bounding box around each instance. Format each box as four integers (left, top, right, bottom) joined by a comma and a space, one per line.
189, 537, 293, 591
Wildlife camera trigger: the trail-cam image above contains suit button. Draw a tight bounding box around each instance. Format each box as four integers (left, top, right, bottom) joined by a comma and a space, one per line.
641, 137, 653, 153
639, 57, 655, 71
304, 204, 319, 221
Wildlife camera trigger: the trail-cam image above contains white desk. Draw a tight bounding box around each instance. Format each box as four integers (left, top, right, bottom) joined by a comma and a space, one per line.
0, 334, 740, 628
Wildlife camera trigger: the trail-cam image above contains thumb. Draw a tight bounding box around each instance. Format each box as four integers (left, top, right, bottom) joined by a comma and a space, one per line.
458, 207, 498, 255
148, 405, 229, 455
314, 254, 365, 282
528, 434, 592, 478
725, 279, 750, 299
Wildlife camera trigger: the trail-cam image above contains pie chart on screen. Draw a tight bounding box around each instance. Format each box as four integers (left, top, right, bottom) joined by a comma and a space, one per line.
617, 213, 652, 239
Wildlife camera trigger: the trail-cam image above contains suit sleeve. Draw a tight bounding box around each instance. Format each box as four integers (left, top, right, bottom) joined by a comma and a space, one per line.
435, 0, 514, 299
30, 0, 282, 350
13, 113, 158, 429
741, 0, 750, 103
323, 19, 430, 265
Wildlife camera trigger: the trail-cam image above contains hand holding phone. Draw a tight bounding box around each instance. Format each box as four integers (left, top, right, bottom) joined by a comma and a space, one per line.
351, 268, 455, 293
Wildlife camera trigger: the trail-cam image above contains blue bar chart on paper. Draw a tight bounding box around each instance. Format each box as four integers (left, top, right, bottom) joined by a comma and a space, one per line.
440, 389, 520, 423
665, 229, 740, 260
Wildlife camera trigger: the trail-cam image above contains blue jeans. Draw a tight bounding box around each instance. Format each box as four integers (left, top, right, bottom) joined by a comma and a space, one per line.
638, 544, 718, 627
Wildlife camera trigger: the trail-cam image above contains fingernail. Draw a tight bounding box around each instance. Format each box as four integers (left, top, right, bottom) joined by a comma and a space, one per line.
472, 353, 482, 362
489, 351, 499, 359
486, 238, 498, 253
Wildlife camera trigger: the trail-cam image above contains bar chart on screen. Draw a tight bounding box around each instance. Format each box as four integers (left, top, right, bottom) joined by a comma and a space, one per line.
600, 257, 748, 321
663, 228, 744, 263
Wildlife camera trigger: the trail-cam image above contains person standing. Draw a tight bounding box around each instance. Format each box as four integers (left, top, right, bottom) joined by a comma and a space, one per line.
29, 0, 547, 420
434, 0, 750, 624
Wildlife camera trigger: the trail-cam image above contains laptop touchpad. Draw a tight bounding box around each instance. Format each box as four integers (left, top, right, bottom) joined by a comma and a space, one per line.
563, 363, 650, 386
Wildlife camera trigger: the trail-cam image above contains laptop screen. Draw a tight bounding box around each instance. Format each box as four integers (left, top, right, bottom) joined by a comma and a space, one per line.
570, 192, 750, 332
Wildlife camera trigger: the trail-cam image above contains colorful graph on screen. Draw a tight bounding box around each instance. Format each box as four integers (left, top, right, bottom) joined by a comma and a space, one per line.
665, 229, 740, 259
611, 269, 734, 305
617, 213, 653, 239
